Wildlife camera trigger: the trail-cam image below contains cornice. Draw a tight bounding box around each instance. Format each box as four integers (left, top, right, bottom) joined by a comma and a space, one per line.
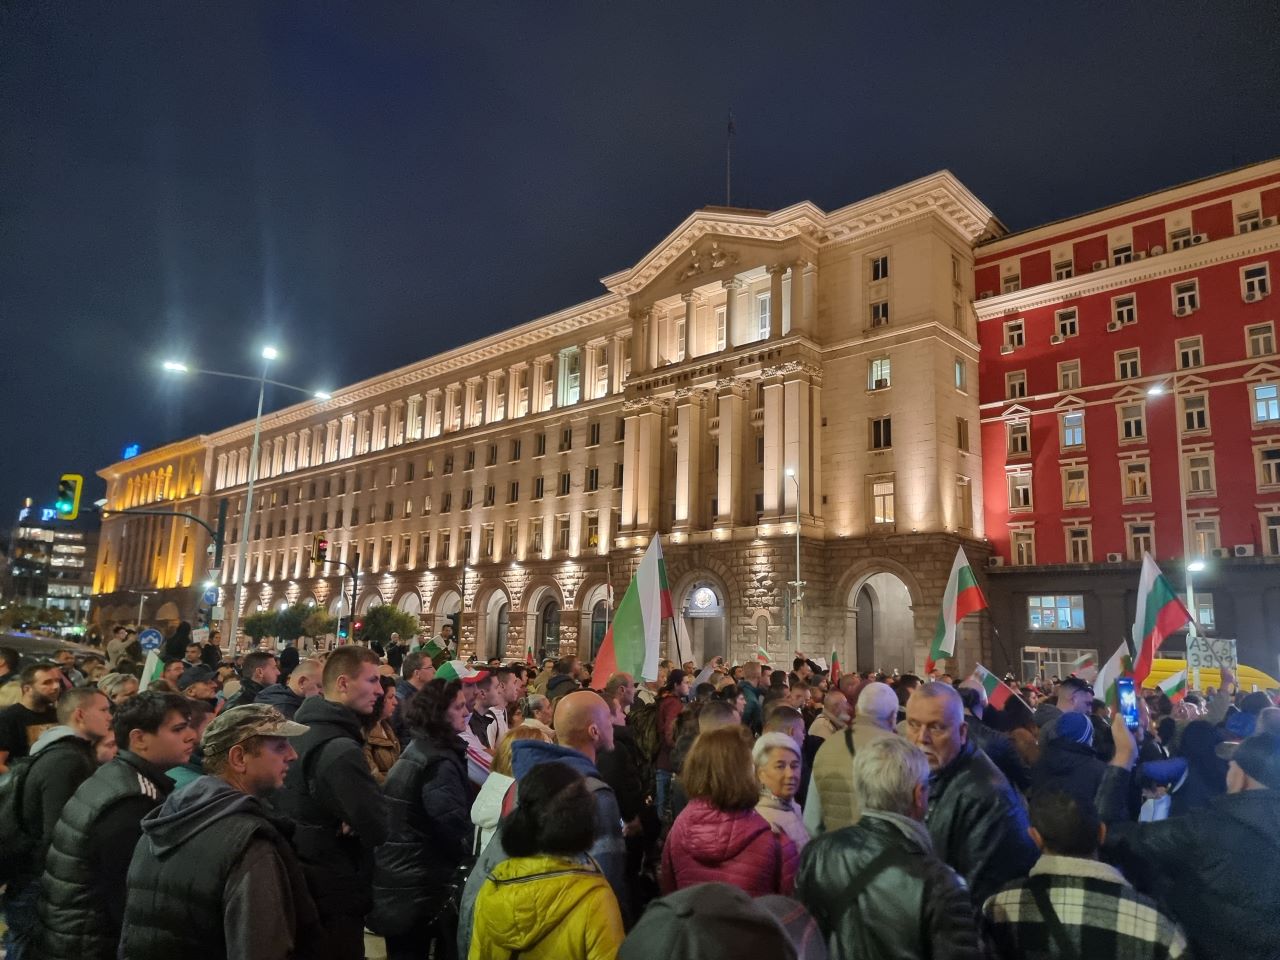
98, 436, 213, 480
975, 229, 1280, 320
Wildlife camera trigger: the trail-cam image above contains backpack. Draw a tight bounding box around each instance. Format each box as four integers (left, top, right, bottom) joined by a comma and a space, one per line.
0, 754, 40, 883
627, 700, 662, 762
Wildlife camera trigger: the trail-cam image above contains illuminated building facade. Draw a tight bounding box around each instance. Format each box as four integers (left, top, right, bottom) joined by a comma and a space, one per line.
6, 499, 98, 629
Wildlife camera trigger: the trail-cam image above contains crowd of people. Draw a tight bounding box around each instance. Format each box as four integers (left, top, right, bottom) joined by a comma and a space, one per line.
1, 623, 1278, 960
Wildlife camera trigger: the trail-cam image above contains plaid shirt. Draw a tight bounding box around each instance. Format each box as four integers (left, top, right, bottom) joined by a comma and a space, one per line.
982, 854, 1187, 960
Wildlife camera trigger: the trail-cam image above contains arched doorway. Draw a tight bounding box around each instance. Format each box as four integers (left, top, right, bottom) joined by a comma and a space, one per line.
478, 587, 511, 661
434, 588, 462, 638
329, 594, 347, 617
589, 600, 609, 660
397, 591, 423, 617
681, 581, 726, 665
537, 599, 561, 662
850, 571, 915, 673
357, 592, 383, 615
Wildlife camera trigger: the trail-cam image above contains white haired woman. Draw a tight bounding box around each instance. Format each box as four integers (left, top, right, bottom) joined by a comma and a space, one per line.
754, 731, 810, 853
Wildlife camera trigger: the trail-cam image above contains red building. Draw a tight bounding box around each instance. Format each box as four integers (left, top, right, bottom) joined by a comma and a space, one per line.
974, 158, 1280, 678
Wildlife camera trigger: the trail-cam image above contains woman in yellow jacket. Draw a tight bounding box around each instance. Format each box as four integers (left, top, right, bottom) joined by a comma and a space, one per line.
469, 762, 625, 960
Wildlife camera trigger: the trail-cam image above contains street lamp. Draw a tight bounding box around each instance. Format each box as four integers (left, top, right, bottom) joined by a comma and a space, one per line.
162, 346, 332, 651
1147, 378, 1191, 563
785, 468, 803, 654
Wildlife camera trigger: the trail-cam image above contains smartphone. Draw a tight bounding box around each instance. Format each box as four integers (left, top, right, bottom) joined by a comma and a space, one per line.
1117, 677, 1140, 731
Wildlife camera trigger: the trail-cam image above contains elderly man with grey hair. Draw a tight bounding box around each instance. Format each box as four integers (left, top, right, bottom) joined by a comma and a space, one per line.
805, 680, 900, 835
521, 693, 555, 736
905, 681, 1038, 905
796, 737, 982, 959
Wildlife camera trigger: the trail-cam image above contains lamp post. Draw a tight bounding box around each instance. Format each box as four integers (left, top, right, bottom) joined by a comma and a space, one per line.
163, 347, 331, 651
785, 468, 803, 654
136, 591, 153, 631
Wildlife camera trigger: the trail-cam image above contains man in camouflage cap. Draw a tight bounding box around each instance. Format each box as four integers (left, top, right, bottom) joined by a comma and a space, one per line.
119, 705, 319, 960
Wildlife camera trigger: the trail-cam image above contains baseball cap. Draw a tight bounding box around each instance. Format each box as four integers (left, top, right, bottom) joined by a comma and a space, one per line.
177, 664, 216, 691
1215, 732, 1280, 790
202, 704, 308, 757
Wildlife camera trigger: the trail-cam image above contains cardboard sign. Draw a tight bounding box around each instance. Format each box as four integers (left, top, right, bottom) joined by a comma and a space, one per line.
1186, 635, 1237, 673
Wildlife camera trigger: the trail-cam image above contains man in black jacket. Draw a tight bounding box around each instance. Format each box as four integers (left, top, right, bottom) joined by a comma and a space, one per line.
223, 650, 280, 710
120, 704, 319, 960
391, 650, 435, 743
276, 645, 388, 960
255, 658, 323, 720
36, 691, 196, 960
2, 686, 112, 960
958, 681, 1030, 793
905, 681, 1038, 905
796, 736, 982, 959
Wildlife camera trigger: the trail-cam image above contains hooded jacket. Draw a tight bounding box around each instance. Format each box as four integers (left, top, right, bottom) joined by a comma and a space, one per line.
223, 676, 266, 711
471, 770, 516, 852
1099, 766, 1280, 960
469, 855, 624, 960
457, 739, 628, 959
1030, 737, 1108, 809
662, 797, 798, 896
120, 775, 318, 960
255, 682, 304, 720
275, 696, 388, 916
11, 726, 97, 883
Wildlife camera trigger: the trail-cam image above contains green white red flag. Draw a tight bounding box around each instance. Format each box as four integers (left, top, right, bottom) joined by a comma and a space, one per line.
969, 663, 1014, 710
756, 647, 770, 665
525, 645, 535, 667
1069, 652, 1098, 684
1158, 669, 1188, 704
437, 660, 484, 683
926, 547, 987, 674
591, 535, 672, 687
1094, 643, 1133, 709
138, 650, 164, 692
1131, 553, 1192, 686
830, 649, 841, 684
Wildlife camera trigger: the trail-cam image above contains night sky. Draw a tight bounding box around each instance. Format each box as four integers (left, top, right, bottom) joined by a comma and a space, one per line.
3, 2, 1277, 523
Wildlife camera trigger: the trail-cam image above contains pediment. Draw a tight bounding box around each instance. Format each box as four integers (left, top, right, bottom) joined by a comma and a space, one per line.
1053, 394, 1085, 409
1001, 403, 1031, 419
1244, 362, 1280, 381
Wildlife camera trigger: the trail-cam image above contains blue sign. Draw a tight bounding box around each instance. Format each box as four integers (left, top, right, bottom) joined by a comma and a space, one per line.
138, 628, 164, 653
202, 586, 219, 605
123, 444, 141, 459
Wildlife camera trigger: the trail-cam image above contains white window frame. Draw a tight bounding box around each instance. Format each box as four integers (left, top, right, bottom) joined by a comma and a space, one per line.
1181, 393, 1210, 434
868, 356, 892, 390
1002, 274, 1021, 294
871, 254, 890, 282
1066, 526, 1093, 564
954, 357, 968, 392
674, 316, 687, 361
1006, 370, 1028, 400
1242, 264, 1270, 301
756, 293, 772, 339
1011, 529, 1036, 566
1122, 458, 1151, 502
1056, 308, 1079, 338
1008, 470, 1033, 512
1058, 359, 1082, 391
1112, 244, 1133, 266
1127, 521, 1155, 561
1027, 594, 1086, 631
1118, 401, 1147, 442
1112, 294, 1137, 326
1172, 279, 1200, 315
1053, 260, 1074, 282
1257, 444, 1280, 490
1061, 410, 1085, 448
715, 305, 727, 351
870, 299, 890, 328
1191, 517, 1220, 556
870, 477, 896, 525
1253, 383, 1280, 424
1062, 465, 1089, 508
1116, 348, 1141, 381
1177, 336, 1204, 370
1263, 512, 1280, 557
1185, 451, 1216, 496
1004, 319, 1025, 349
1170, 228, 1193, 251
870, 416, 893, 450
1246, 322, 1275, 358
1237, 209, 1262, 234
1007, 420, 1030, 456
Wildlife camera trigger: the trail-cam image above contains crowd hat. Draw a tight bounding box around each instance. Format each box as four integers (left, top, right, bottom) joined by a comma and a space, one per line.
1215, 732, 1280, 790
202, 704, 308, 758
176, 663, 216, 691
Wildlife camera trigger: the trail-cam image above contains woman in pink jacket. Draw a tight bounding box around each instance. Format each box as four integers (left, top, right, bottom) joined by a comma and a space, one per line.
661, 725, 798, 896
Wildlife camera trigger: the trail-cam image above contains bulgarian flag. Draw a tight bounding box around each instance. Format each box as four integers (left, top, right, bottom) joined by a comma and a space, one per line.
756, 647, 770, 665
926, 548, 987, 674
830, 649, 841, 684
138, 651, 165, 692
525, 645, 535, 667
421, 636, 450, 668
591, 536, 672, 688
1158, 669, 1188, 704
437, 660, 484, 683
1131, 553, 1192, 686
970, 663, 1015, 710
1069, 652, 1098, 684
1095, 643, 1133, 709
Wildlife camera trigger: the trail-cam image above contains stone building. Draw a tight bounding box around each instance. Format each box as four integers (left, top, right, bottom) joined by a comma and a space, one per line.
91, 171, 999, 672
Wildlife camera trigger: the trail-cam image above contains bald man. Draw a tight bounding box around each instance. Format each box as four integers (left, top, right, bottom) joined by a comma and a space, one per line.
256, 658, 324, 721
456, 690, 628, 958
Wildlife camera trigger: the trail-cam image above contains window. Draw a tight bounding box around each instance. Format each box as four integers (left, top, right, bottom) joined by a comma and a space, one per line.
558, 348, 582, 407
464, 449, 475, 471
615, 417, 626, 442
1191, 517, 1220, 556
588, 422, 601, 446
953, 302, 964, 329
1177, 336, 1204, 369
510, 439, 522, 461
405, 461, 415, 482
1054, 260, 1074, 281
482, 525, 495, 559
1123, 460, 1151, 500
1002, 274, 1021, 294
1186, 453, 1215, 494
461, 530, 473, 564
1007, 420, 1030, 455
1011, 530, 1036, 566
1112, 244, 1133, 266
422, 495, 432, 516
951, 255, 961, 285
870, 300, 890, 327
1006, 370, 1027, 400
400, 535, 412, 566
1194, 593, 1216, 632
559, 427, 573, 452
585, 467, 599, 492
756, 293, 772, 339
1238, 209, 1262, 233
1127, 522, 1154, 559
483, 485, 495, 507
1116, 349, 1141, 380
715, 306, 727, 351
1254, 383, 1280, 423
420, 532, 431, 565
1062, 466, 1089, 507
954, 476, 972, 529
1067, 526, 1092, 563
402, 499, 412, 518
425, 458, 435, 478
1120, 402, 1146, 441
586, 513, 600, 548
870, 416, 893, 450
1173, 280, 1199, 314
507, 481, 519, 504
535, 433, 547, 457
337, 476, 346, 496
1113, 294, 1137, 326
1247, 323, 1275, 358
381, 537, 393, 566
1059, 360, 1081, 391
437, 531, 451, 565
1055, 308, 1079, 339
442, 455, 454, 475
614, 462, 624, 488
1243, 264, 1270, 300
956, 417, 970, 452
954, 357, 967, 391
1008, 472, 1033, 510
556, 516, 571, 552
1182, 394, 1209, 433
462, 489, 473, 511
533, 477, 545, 500
1004, 319, 1025, 349
1170, 228, 1193, 250
505, 520, 518, 557
528, 519, 544, 554
557, 472, 571, 496
1029, 594, 1085, 630
385, 467, 395, 487
868, 357, 892, 390
675, 316, 687, 361
486, 444, 498, 466
1265, 515, 1280, 557
1258, 446, 1280, 488
756, 435, 765, 464
871, 479, 895, 524
871, 254, 889, 281
441, 492, 452, 513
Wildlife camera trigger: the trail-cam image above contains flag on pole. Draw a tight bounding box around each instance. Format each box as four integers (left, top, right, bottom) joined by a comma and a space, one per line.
138, 650, 164, 692
525, 645, 535, 667
437, 660, 485, 683
756, 647, 770, 665
1094, 643, 1133, 709
1158, 669, 1188, 704
969, 663, 1015, 710
830, 649, 841, 684
591, 536, 672, 688
1069, 652, 1098, 684
926, 548, 987, 674
1131, 553, 1193, 685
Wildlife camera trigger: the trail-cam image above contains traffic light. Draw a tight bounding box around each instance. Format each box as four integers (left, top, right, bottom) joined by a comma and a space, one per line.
55, 473, 83, 520
312, 532, 329, 564
353, 619, 363, 639
337, 616, 349, 639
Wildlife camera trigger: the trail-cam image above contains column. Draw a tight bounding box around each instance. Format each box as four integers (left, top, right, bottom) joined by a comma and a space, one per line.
717, 382, 747, 525
680, 292, 696, 361
636, 407, 664, 531
783, 374, 814, 517
620, 411, 641, 530
508, 363, 525, 418
722, 278, 741, 349
768, 265, 787, 341
630, 306, 651, 376
424, 390, 441, 437
789, 261, 809, 338
762, 378, 784, 515
674, 392, 705, 530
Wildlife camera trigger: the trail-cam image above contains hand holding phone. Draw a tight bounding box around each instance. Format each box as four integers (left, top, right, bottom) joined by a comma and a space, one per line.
1116, 677, 1140, 731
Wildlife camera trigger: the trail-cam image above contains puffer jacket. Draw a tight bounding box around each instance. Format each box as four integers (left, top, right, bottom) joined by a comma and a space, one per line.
925, 740, 1038, 906
471, 770, 515, 853
1030, 737, 1107, 809
796, 811, 981, 960
661, 797, 797, 896
805, 718, 895, 834
469, 854, 624, 960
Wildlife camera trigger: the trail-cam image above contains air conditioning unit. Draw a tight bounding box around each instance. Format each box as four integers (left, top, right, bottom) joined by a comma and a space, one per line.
1263, 217, 1277, 228
1234, 544, 1256, 557
978, 291, 993, 300
1000, 344, 1015, 355
1192, 233, 1207, 244
1050, 334, 1065, 345
1210, 546, 1231, 559
873, 379, 889, 390
1107, 320, 1123, 332
1106, 552, 1124, 563
1093, 260, 1107, 271
1175, 306, 1191, 317
1134, 251, 1148, 261
987, 556, 1005, 568
1150, 244, 1165, 256
1245, 291, 1259, 303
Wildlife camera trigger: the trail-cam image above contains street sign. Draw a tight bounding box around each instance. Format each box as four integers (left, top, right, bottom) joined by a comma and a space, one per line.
138, 628, 163, 653
202, 586, 219, 605
210, 606, 225, 620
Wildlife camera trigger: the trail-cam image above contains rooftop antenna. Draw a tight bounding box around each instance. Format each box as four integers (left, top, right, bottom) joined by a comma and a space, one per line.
725, 112, 735, 207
